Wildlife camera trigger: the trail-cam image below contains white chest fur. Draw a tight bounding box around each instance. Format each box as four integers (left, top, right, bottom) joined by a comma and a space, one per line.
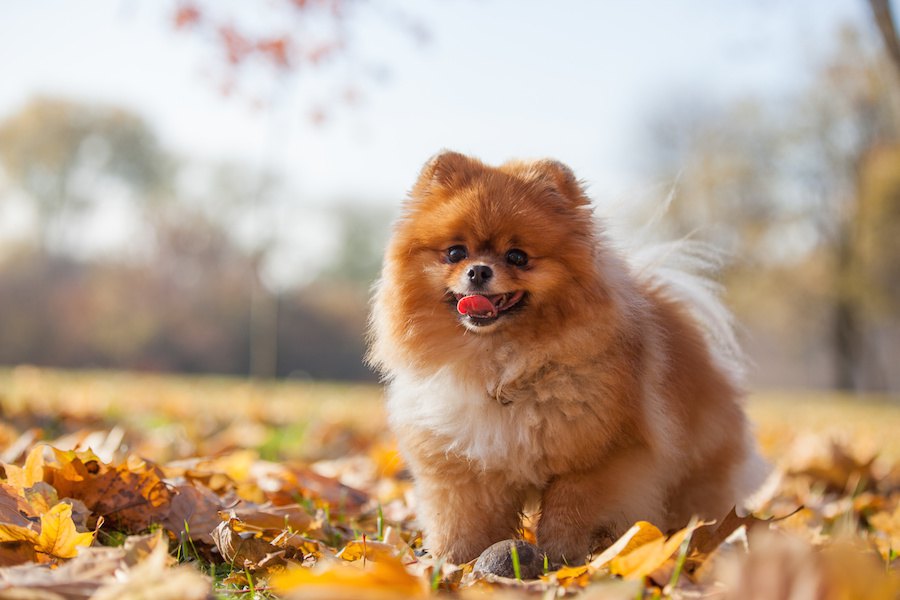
387, 368, 580, 485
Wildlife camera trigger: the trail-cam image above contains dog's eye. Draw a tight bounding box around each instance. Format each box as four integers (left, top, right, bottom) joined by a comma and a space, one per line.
447, 245, 468, 263
506, 249, 528, 267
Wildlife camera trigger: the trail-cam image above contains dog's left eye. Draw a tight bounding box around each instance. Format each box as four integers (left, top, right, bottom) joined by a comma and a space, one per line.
506, 249, 528, 267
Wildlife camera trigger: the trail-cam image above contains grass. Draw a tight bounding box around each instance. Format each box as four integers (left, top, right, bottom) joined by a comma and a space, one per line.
2, 366, 897, 463
747, 390, 900, 461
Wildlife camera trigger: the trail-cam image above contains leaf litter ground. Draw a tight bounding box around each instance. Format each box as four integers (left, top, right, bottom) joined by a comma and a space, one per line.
0, 366, 899, 599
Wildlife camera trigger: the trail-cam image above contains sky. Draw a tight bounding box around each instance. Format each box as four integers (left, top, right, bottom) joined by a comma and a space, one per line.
0, 0, 877, 286
0, 0, 871, 203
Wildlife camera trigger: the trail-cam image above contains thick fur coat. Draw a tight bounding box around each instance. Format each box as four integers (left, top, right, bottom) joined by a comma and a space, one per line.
368, 151, 766, 564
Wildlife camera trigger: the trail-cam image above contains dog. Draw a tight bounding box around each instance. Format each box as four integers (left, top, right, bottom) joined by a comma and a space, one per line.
367, 151, 766, 564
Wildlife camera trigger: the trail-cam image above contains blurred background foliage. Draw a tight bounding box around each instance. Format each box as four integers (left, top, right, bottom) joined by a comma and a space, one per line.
0, 1, 899, 391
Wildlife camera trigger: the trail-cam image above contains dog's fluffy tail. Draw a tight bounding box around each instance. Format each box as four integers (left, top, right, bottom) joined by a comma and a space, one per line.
627, 238, 745, 382
600, 185, 746, 382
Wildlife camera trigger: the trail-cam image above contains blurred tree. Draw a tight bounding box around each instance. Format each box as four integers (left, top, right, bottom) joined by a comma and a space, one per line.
0, 96, 380, 381
316, 203, 393, 287
641, 27, 900, 391
169, 0, 428, 121
868, 0, 900, 77
0, 97, 172, 255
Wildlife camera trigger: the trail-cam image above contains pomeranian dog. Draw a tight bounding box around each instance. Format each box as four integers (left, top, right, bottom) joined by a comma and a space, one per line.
368, 151, 766, 565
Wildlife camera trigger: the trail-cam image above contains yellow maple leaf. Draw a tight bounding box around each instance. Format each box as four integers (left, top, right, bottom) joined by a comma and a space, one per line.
609, 520, 704, 581
36, 502, 94, 558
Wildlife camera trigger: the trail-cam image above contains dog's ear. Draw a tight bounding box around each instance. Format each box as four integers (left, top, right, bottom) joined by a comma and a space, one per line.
413, 150, 480, 193
526, 159, 590, 207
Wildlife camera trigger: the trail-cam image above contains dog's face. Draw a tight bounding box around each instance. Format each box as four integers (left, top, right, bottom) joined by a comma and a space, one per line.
381, 152, 601, 343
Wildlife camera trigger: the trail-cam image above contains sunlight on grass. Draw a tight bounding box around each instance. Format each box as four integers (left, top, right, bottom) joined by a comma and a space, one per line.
748, 390, 900, 462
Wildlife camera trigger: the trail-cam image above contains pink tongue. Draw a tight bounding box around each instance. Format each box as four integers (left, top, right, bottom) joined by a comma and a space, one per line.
457, 295, 496, 317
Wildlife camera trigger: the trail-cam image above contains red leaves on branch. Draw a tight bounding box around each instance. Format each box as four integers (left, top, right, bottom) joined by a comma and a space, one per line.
173, 3, 202, 29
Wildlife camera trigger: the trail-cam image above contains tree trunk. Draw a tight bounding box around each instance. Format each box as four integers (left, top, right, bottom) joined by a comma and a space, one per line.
832, 225, 861, 391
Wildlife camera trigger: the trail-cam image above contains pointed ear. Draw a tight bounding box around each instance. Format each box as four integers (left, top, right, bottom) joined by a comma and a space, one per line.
412, 150, 480, 194
527, 159, 590, 207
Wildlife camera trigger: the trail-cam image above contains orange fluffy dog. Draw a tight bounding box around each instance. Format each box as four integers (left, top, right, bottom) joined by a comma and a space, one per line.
368, 151, 766, 564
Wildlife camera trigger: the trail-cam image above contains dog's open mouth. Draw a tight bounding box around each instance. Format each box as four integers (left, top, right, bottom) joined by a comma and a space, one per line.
452, 291, 526, 326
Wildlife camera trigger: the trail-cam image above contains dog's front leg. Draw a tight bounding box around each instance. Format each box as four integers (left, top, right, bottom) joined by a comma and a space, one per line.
536, 448, 667, 565
412, 461, 525, 564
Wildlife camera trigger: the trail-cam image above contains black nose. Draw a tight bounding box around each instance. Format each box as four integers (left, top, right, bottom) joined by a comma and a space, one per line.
467, 264, 493, 286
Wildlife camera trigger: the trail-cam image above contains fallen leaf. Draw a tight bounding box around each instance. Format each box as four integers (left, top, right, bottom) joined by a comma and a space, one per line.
210, 520, 288, 571
282, 465, 370, 514
272, 554, 426, 599
35, 503, 94, 559
2, 445, 46, 490
0, 482, 36, 528
161, 482, 223, 544
51, 454, 172, 532
551, 564, 590, 588
91, 530, 210, 600
868, 504, 900, 562
338, 537, 404, 562
223, 501, 320, 537
609, 521, 704, 581
589, 521, 665, 570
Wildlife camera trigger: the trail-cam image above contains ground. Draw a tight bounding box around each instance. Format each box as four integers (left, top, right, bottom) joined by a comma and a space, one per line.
0, 367, 898, 599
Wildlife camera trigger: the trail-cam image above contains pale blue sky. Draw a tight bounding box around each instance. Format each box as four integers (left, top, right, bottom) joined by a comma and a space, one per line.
0, 0, 869, 207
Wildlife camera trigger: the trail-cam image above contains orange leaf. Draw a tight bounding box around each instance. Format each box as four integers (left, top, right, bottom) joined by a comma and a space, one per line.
2, 445, 46, 489
589, 521, 664, 569
272, 554, 426, 598
609, 521, 704, 580
551, 564, 590, 588
0, 520, 39, 545
337, 538, 402, 562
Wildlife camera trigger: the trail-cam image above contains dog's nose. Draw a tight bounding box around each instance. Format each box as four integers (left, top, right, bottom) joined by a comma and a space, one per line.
467, 264, 493, 286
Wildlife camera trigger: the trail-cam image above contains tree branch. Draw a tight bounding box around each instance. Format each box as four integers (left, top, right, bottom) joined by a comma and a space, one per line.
868, 0, 900, 78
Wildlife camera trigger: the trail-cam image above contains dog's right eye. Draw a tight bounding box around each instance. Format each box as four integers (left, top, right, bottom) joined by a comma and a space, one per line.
447, 245, 468, 263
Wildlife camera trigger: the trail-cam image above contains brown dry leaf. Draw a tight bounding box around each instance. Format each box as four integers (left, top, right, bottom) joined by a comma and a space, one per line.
211, 520, 288, 571
272, 554, 427, 599
271, 529, 323, 557
91, 530, 210, 600
0, 559, 101, 599
609, 520, 704, 581
161, 482, 223, 544
0, 539, 37, 567
789, 438, 878, 493
0, 532, 167, 599
689, 509, 755, 557
223, 501, 320, 537
0, 482, 36, 528
51, 453, 173, 532
717, 529, 900, 600
281, 465, 371, 514
0, 519, 40, 557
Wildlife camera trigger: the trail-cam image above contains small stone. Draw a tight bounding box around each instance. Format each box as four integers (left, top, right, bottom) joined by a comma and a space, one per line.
473, 539, 546, 580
